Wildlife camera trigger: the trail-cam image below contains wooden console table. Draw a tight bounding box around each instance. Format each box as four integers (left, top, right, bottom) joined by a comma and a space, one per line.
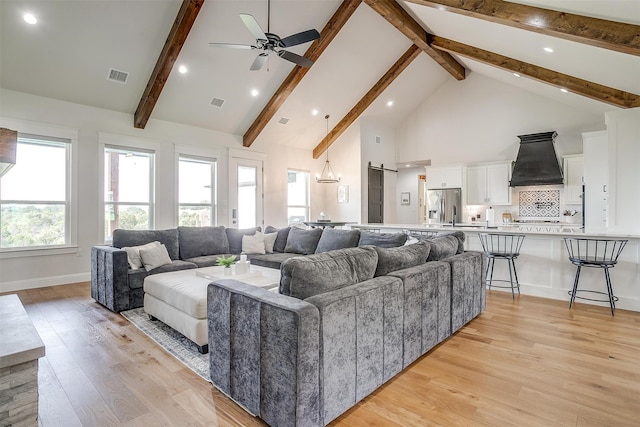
0, 294, 45, 426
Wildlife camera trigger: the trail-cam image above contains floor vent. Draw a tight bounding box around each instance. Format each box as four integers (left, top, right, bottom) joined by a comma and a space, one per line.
278, 117, 289, 125
107, 68, 129, 84
210, 98, 225, 108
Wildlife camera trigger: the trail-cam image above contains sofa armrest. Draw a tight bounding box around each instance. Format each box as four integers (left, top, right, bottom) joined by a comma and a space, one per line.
91, 245, 131, 312
207, 280, 321, 427
444, 250, 486, 332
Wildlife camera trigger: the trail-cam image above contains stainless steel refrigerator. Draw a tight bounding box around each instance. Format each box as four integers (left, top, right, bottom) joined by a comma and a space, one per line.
426, 188, 462, 225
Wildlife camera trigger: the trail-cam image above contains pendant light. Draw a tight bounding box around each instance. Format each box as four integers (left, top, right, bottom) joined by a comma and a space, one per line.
316, 114, 340, 183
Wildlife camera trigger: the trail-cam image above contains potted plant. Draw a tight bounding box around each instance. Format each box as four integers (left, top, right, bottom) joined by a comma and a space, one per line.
216, 255, 237, 275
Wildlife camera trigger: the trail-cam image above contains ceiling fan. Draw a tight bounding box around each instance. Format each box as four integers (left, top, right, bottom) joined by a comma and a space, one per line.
209, 0, 320, 71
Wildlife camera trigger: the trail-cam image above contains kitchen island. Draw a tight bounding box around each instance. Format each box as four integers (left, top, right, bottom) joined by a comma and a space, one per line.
351, 223, 640, 312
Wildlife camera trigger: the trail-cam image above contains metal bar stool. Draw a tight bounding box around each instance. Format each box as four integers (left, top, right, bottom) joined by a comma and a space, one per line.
479, 233, 526, 300
562, 238, 628, 316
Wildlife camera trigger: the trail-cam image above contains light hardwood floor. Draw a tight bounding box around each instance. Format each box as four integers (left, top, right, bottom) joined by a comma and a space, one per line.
6, 282, 640, 426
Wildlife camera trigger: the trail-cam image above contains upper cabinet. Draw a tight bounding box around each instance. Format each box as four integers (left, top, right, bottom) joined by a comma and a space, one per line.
466, 162, 512, 205
426, 165, 463, 189
563, 154, 584, 205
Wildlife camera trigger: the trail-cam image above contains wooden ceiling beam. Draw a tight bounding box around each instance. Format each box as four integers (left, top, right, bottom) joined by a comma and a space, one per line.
363, 0, 465, 80
406, 0, 640, 56
134, 0, 204, 129
313, 45, 422, 159
243, 0, 363, 147
430, 35, 640, 108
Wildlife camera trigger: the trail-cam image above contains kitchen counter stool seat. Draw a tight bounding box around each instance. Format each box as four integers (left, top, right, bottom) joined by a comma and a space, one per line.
479, 233, 526, 300
563, 238, 627, 316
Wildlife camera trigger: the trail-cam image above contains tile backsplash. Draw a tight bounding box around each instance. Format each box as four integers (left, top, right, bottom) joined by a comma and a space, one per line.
518, 189, 560, 218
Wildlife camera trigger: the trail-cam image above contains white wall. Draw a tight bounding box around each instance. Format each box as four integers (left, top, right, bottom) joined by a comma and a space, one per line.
395, 72, 606, 166
396, 167, 424, 224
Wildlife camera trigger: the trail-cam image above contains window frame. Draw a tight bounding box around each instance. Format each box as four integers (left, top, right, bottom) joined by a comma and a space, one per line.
287, 169, 311, 225
100, 143, 156, 242
177, 154, 217, 226
0, 119, 78, 258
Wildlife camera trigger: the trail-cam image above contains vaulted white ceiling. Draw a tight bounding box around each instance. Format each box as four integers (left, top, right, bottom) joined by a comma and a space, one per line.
1, 0, 638, 152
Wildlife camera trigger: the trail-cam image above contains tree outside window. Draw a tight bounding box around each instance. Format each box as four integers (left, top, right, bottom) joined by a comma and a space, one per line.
178, 155, 216, 226
104, 146, 153, 239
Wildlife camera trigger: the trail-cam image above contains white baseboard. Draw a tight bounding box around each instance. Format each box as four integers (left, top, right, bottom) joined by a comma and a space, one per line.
0, 273, 91, 294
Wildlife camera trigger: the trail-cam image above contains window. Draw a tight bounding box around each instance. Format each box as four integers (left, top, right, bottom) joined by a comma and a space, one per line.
287, 170, 310, 225
104, 146, 154, 240
178, 155, 216, 226
1, 134, 70, 249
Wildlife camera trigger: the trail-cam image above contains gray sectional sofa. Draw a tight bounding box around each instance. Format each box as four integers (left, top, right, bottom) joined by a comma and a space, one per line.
90, 225, 410, 312
208, 242, 485, 426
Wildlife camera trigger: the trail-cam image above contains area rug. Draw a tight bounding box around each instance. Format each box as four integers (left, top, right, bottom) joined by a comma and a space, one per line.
121, 308, 209, 381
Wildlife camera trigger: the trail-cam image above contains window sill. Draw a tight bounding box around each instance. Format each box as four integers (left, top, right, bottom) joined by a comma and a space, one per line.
0, 246, 79, 259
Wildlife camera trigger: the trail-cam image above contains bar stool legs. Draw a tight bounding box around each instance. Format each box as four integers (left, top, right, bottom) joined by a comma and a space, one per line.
480, 233, 525, 301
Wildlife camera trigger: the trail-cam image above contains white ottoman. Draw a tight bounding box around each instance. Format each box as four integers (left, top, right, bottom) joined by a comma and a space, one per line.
143, 266, 280, 354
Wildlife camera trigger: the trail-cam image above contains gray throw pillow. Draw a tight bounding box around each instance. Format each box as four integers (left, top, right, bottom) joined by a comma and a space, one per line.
226, 227, 261, 254
358, 231, 407, 248
436, 231, 466, 254
426, 235, 459, 261
178, 226, 229, 259
280, 247, 378, 299
284, 227, 323, 255
373, 241, 431, 277
265, 226, 291, 253
315, 229, 360, 253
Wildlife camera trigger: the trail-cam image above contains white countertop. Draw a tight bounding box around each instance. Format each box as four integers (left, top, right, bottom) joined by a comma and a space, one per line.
0, 294, 46, 368
351, 223, 640, 239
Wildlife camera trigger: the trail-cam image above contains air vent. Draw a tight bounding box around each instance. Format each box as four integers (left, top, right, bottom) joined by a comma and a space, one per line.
278, 117, 289, 125
107, 68, 129, 84
210, 98, 225, 108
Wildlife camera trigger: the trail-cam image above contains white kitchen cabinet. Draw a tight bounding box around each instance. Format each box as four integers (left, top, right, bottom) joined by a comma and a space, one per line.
465, 162, 512, 205
582, 131, 608, 232
426, 165, 463, 189
563, 154, 584, 204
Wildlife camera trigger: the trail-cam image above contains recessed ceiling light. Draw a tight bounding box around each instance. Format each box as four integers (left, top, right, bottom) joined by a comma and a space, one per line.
560, 88, 568, 93
543, 47, 554, 53
251, 89, 259, 97
513, 73, 521, 77
386, 100, 394, 107
311, 109, 319, 116
406, 164, 411, 167
178, 65, 187, 74
23, 13, 37, 24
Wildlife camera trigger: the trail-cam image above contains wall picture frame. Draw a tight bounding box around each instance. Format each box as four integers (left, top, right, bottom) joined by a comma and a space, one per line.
337, 185, 349, 203
400, 192, 410, 205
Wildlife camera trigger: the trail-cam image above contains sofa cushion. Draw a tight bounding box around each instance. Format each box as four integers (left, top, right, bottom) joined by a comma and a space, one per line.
265, 226, 291, 253
264, 232, 278, 253
358, 231, 407, 248
248, 252, 301, 270
372, 241, 431, 277
178, 226, 229, 259
436, 231, 465, 254
426, 235, 459, 261
123, 241, 161, 270
113, 228, 180, 260
127, 260, 197, 290
280, 247, 378, 299
284, 227, 323, 255
315, 229, 360, 253
242, 231, 266, 254
140, 243, 173, 271
226, 227, 261, 254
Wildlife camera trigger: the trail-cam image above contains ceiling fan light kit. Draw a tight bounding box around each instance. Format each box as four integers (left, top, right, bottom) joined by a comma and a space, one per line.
317, 115, 340, 184
209, 1, 320, 71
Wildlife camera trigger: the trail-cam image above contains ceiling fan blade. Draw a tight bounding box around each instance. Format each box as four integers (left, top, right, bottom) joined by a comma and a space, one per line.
279, 29, 320, 48
209, 42, 255, 49
278, 50, 313, 68
250, 53, 269, 71
239, 13, 267, 42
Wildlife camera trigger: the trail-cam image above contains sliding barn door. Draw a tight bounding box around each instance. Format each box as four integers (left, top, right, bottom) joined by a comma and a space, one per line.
368, 168, 384, 223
